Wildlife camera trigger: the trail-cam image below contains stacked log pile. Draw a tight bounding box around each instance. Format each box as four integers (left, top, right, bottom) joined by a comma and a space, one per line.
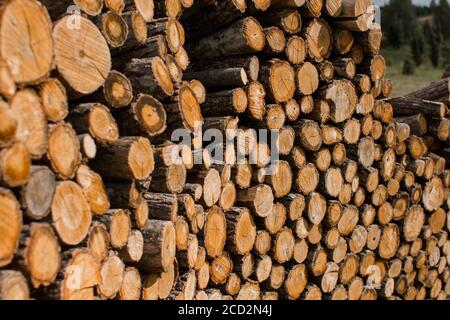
0, 0, 449, 300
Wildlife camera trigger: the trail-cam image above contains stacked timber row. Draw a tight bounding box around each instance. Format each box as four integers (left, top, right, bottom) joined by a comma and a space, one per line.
0, 0, 449, 300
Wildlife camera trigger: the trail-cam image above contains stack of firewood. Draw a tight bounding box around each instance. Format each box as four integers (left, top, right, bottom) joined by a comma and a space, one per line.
0, 0, 449, 300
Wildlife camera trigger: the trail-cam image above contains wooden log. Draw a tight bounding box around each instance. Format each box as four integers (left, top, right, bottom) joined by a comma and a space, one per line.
259, 9, 302, 34
51, 181, 92, 246
237, 184, 274, 218
0, 270, 29, 300
203, 206, 227, 258
304, 18, 333, 62
47, 123, 82, 180
122, 57, 174, 101
10, 89, 48, 159
321, 79, 357, 123
166, 83, 203, 132
76, 165, 110, 215
260, 59, 296, 103
119, 267, 142, 300
389, 97, 447, 118
116, 94, 167, 137
138, 219, 176, 273
68, 103, 119, 144
0, 142, 30, 188
91, 137, 155, 180
53, 15, 111, 97
186, 17, 265, 59
404, 78, 449, 105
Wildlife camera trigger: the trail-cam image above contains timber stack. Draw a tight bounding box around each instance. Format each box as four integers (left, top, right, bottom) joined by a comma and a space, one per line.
0, 0, 449, 301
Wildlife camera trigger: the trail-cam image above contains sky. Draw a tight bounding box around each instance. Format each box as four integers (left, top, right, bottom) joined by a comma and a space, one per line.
373, 0, 447, 5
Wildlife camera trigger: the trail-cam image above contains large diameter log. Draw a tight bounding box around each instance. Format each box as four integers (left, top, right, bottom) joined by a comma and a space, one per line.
226, 207, 257, 255
21, 166, 56, 221
91, 137, 155, 180
0, 0, 53, 85
0, 188, 22, 267
53, 15, 111, 97
138, 220, 176, 273
51, 181, 92, 246
10, 89, 48, 159
186, 17, 266, 60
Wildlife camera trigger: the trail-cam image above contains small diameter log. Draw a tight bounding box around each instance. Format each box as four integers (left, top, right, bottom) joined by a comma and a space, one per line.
184, 67, 248, 88
237, 184, 274, 218
91, 137, 155, 180
53, 15, 111, 97
322, 79, 358, 123
0, 58, 16, 99
295, 120, 323, 151
0, 142, 30, 188
95, 11, 129, 48
40, 78, 68, 122
138, 220, 176, 273
285, 36, 307, 65
226, 207, 257, 255
389, 97, 447, 118
92, 70, 133, 109
0, 100, 16, 148
283, 264, 308, 299
122, 56, 174, 101
0, 270, 29, 300
10, 89, 48, 159
0, 189, 22, 268
78, 134, 97, 160
95, 210, 131, 250
203, 206, 227, 258
97, 252, 125, 299
51, 181, 92, 246
202, 88, 248, 117
18, 223, 61, 288
86, 222, 110, 263
68, 103, 119, 144
209, 253, 233, 285
47, 123, 81, 180
149, 165, 187, 194
20, 166, 55, 221
304, 18, 333, 62
272, 227, 295, 264
75, 165, 110, 215
120, 267, 142, 300
296, 62, 319, 95
186, 17, 265, 59
166, 83, 203, 132
116, 94, 167, 137
259, 9, 302, 34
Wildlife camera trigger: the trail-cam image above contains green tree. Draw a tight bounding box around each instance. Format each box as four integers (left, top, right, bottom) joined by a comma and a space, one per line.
403, 59, 415, 75
411, 36, 424, 66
